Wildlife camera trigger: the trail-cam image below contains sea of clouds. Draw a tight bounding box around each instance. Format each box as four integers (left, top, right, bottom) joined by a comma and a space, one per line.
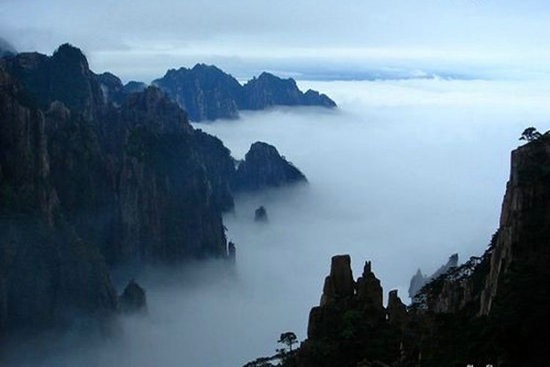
5, 78, 550, 367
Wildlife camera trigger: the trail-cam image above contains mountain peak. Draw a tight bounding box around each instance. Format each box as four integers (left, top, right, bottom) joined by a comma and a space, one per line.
52, 43, 88, 66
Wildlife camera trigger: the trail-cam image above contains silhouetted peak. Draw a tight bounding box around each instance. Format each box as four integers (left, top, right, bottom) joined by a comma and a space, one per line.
52, 43, 89, 68
233, 141, 307, 191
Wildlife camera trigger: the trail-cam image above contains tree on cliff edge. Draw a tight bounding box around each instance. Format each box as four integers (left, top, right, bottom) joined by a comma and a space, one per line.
278, 332, 298, 352
520, 127, 542, 142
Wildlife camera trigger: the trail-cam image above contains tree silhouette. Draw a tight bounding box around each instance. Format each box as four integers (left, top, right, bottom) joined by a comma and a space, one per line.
520, 127, 542, 142
278, 331, 298, 352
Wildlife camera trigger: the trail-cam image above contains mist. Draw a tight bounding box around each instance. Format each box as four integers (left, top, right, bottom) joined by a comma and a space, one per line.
3, 78, 550, 367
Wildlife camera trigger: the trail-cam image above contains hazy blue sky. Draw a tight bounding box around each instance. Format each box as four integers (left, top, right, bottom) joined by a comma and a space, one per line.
1, 0, 550, 81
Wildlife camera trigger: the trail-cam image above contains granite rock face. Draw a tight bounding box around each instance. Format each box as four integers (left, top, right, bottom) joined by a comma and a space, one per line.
320, 255, 355, 306
0, 67, 117, 335
355, 261, 384, 316
233, 142, 307, 191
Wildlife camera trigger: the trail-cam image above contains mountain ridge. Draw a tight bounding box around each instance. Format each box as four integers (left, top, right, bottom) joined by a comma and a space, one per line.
153, 65, 336, 121
0, 43, 308, 337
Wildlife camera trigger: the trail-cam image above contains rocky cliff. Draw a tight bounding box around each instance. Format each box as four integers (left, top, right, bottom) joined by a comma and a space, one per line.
272, 134, 550, 367
233, 142, 307, 191
1, 43, 309, 338
0, 67, 117, 335
297, 256, 407, 367
0, 44, 235, 336
153, 66, 336, 122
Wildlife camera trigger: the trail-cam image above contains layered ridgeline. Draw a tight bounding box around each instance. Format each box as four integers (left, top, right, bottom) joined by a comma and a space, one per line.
0, 44, 306, 337
153, 65, 337, 121
248, 133, 550, 367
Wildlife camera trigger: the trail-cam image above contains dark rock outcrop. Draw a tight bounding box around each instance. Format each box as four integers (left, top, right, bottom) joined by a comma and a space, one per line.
153, 64, 242, 122
233, 142, 307, 191
241, 72, 336, 110
408, 253, 458, 298
299, 256, 408, 367
254, 206, 268, 222
386, 290, 407, 328
320, 255, 355, 306
355, 261, 384, 317
119, 280, 147, 313
192, 129, 235, 211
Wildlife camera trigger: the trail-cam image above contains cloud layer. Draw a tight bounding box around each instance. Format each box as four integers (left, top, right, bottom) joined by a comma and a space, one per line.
2, 0, 550, 81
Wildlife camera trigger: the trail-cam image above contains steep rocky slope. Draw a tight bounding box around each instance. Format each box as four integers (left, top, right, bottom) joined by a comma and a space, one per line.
0, 67, 117, 336
0, 43, 309, 337
266, 135, 550, 367
0, 44, 231, 335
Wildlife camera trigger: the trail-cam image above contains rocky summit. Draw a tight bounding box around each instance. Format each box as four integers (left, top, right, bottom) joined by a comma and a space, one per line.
233, 142, 307, 191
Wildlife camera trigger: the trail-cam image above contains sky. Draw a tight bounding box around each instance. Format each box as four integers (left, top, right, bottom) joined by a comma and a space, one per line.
1, 0, 550, 82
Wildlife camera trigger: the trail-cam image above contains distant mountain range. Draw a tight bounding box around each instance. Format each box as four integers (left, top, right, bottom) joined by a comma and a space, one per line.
152, 65, 337, 122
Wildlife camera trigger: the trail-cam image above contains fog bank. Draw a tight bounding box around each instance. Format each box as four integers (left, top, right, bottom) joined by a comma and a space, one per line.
4, 78, 550, 367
